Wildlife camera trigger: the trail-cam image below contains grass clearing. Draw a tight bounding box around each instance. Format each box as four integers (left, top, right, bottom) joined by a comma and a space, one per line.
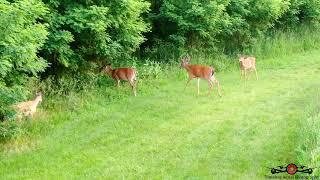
0, 50, 320, 179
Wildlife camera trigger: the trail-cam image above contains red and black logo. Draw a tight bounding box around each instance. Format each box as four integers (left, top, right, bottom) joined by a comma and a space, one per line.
270, 163, 313, 175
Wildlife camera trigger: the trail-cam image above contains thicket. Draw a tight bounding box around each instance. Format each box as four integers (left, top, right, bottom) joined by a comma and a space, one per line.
144, 0, 320, 59
1, 0, 320, 124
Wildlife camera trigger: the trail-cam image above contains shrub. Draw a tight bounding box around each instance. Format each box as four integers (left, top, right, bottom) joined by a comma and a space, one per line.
0, 120, 22, 142
0, 0, 48, 120
40, 0, 150, 73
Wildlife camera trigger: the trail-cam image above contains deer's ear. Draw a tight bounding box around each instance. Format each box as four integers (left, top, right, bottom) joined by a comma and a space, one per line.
237, 54, 243, 58
185, 54, 191, 62
186, 55, 191, 62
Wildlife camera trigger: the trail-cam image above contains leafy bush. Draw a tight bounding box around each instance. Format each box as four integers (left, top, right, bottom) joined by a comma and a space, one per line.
0, 120, 22, 142
0, 0, 48, 120
39, 72, 100, 96
277, 0, 320, 26
40, 0, 150, 72
144, 0, 320, 58
146, 0, 230, 50
138, 60, 163, 79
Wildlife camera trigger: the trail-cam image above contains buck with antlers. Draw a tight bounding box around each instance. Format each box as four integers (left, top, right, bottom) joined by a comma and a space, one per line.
239, 55, 258, 80
181, 55, 221, 96
11, 92, 43, 120
102, 64, 137, 96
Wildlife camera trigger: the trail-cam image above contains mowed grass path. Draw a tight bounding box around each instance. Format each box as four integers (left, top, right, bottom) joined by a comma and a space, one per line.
1, 51, 320, 179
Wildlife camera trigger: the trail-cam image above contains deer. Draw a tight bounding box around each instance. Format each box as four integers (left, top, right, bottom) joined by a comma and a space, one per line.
102, 64, 137, 96
181, 55, 221, 96
239, 55, 258, 80
11, 92, 43, 120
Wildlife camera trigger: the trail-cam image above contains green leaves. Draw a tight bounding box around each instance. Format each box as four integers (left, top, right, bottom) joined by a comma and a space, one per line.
0, 0, 48, 81
151, 0, 230, 46
65, 6, 109, 33
39, 0, 150, 74
0, 0, 48, 119
145, 0, 320, 56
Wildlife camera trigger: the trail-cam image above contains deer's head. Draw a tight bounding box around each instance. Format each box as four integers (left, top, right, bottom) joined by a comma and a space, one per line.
238, 54, 247, 63
102, 64, 113, 76
36, 92, 43, 102
181, 55, 191, 68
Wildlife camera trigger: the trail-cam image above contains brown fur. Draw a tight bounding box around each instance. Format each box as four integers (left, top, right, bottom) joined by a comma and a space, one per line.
181, 56, 221, 96
239, 55, 258, 80
11, 93, 42, 120
103, 65, 137, 96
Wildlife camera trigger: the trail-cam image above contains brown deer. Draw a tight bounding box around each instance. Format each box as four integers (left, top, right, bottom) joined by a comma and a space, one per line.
181, 55, 221, 96
11, 92, 43, 120
239, 55, 258, 80
102, 64, 137, 96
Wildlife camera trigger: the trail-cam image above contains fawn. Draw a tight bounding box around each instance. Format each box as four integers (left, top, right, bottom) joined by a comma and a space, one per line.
239, 55, 258, 80
11, 92, 43, 120
181, 55, 221, 96
102, 64, 137, 96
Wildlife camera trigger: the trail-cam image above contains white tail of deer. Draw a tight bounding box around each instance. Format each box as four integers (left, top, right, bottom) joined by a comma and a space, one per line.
103, 64, 137, 96
181, 55, 221, 96
239, 55, 258, 80
11, 92, 42, 120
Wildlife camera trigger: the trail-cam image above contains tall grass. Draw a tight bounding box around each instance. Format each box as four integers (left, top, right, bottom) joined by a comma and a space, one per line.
296, 87, 320, 174
250, 26, 320, 59
170, 26, 320, 73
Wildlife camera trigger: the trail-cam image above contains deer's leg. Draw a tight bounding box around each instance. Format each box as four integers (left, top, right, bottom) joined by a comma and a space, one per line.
244, 69, 247, 81
214, 78, 222, 97
242, 70, 245, 80
208, 79, 213, 96
240, 69, 243, 80
116, 79, 120, 88
254, 68, 258, 80
129, 80, 136, 97
133, 78, 137, 96
184, 77, 192, 90
197, 78, 200, 95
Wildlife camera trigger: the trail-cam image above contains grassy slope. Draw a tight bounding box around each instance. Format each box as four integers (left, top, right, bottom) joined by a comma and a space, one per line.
1, 50, 320, 179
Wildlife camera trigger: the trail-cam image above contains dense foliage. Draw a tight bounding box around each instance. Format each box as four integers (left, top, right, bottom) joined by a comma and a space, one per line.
41, 0, 150, 71
1, 0, 320, 121
0, 0, 48, 120
144, 0, 320, 57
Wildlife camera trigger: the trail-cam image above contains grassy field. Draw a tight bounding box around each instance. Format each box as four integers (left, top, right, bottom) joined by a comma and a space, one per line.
1, 49, 320, 179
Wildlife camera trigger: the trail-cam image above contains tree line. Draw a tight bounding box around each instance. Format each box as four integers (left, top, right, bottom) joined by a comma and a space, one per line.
1, 0, 320, 119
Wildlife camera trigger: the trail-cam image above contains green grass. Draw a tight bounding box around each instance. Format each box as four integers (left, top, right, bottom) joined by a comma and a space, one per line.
0, 50, 320, 179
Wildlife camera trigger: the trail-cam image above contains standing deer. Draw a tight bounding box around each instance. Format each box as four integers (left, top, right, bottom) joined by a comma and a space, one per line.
181, 55, 221, 96
11, 92, 43, 120
102, 64, 137, 96
239, 55, 258, 80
